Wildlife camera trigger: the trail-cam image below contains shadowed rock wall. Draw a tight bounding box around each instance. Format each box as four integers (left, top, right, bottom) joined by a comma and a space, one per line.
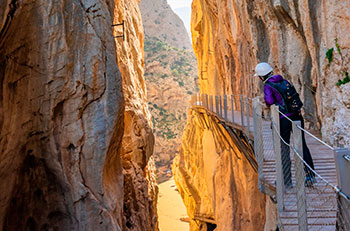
0, 0, 157, 230
113, 0, 158, 230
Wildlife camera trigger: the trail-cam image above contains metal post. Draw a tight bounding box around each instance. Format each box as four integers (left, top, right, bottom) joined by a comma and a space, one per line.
246, 97, 250, 132
191, 95, 195, 107
334, 148, 350, 230
224, 95, 228, 120
205, 94, 209, 110
210, 95, 213, 112
199, 93, 201, 106
292, 121, 308, 231
271, 105, 284, 212
240, 95, 245, 127
231, 95, 235, 123
201, 94, 205, 108
253, 98, 264, 192
215, 95, 219, 115
219, 95, 223, 118
334, 148, 350, 196
201, 94, 205, 107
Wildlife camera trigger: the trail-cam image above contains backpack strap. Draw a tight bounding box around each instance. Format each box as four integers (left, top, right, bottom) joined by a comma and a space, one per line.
264, 81, 288, 112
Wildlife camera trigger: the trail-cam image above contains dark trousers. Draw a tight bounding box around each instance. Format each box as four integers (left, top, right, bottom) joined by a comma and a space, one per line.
280, 113, 315, 186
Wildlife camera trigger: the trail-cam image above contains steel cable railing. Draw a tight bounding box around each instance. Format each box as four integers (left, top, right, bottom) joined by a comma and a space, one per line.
189, 93, 350, 230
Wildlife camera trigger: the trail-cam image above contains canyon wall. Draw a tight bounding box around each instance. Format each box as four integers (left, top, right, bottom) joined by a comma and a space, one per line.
172, 109, 266, 230
174, 0, 350, 230
113, 0, 158, 230
140, 0, 198, 182
0, 0, 157, 230
191, 0, 350, 146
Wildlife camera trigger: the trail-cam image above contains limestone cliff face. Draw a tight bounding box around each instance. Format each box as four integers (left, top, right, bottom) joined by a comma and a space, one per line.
172, 109, 266, 230
191, 0, 350, 146
174, 0, 350, 230
0, 0, 156, 230
113, 0, 158, 230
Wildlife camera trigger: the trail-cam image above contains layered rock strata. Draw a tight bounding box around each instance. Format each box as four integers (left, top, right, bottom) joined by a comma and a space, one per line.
113, 0, 158, 230
173, 109, 266, 230
191, 0, 350, 145
0, 0, 157, 230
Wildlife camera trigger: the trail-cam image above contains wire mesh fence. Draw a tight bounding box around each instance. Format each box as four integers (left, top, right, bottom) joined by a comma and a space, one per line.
189, 93, 350, 230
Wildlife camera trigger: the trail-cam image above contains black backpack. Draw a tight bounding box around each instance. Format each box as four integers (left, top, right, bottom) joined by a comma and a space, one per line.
265, 79, 303, 114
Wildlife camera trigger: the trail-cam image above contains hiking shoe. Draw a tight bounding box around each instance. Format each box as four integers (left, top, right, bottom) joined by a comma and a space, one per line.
305, 176, 316, 187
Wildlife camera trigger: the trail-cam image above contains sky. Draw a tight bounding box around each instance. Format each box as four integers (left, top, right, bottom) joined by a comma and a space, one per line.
167, 0, 192, 40
167, 0, 192, 9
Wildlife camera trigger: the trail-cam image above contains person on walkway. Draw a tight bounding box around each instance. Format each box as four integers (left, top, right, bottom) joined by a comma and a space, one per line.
254, 62, 316, 187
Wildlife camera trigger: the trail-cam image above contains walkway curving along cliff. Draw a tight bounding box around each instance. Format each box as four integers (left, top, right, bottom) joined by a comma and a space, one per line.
190, 93, 350, 231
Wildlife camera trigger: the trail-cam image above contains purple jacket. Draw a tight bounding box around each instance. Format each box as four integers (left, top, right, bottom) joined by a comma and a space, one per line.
264, 75, 296, 118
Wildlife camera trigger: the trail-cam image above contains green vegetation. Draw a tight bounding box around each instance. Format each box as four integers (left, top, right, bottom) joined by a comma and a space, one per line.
144, 37, 169, 54
326, 48, 334, 66
143, 35, 198, 142
144, 35, 198, 91
149, 103, 183, 140
335, 38, 342, 55
336, 72, 350, 86
326, 38, 350, 86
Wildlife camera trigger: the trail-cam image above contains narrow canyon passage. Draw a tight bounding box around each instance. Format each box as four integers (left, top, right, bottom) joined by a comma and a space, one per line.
0, 0, 349, 230
139, 0, 196, 229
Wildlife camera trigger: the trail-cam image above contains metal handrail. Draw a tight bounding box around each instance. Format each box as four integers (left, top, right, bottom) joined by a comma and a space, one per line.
189, 93, 350, 230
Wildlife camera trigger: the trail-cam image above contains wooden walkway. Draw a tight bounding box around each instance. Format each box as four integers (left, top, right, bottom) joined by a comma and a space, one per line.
218, 110, 338, 230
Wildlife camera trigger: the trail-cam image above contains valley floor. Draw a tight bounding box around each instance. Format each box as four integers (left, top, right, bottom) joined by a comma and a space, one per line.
158, 178, 189, 231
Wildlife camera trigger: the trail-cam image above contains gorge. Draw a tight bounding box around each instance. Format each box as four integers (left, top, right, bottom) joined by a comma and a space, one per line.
0, 0, 350, 231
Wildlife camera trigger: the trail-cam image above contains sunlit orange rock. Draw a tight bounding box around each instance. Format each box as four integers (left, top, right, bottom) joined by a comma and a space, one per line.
114, 0, 158, 230
173, 110, 266, 230
191, 0, 350, 145
174, 0, 350, 230
0, 0, 157, 230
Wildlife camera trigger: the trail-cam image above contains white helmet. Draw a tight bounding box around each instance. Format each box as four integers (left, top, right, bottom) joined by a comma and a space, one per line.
254, 62, 273, 77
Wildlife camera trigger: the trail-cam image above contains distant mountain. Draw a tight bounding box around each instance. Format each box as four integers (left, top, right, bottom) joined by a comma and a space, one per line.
140, 0, 191, 50
140, 0, 199, 182
173, 7, 192, 40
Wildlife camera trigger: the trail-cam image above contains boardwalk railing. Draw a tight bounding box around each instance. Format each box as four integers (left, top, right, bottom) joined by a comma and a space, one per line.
190, 93, 350, 231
